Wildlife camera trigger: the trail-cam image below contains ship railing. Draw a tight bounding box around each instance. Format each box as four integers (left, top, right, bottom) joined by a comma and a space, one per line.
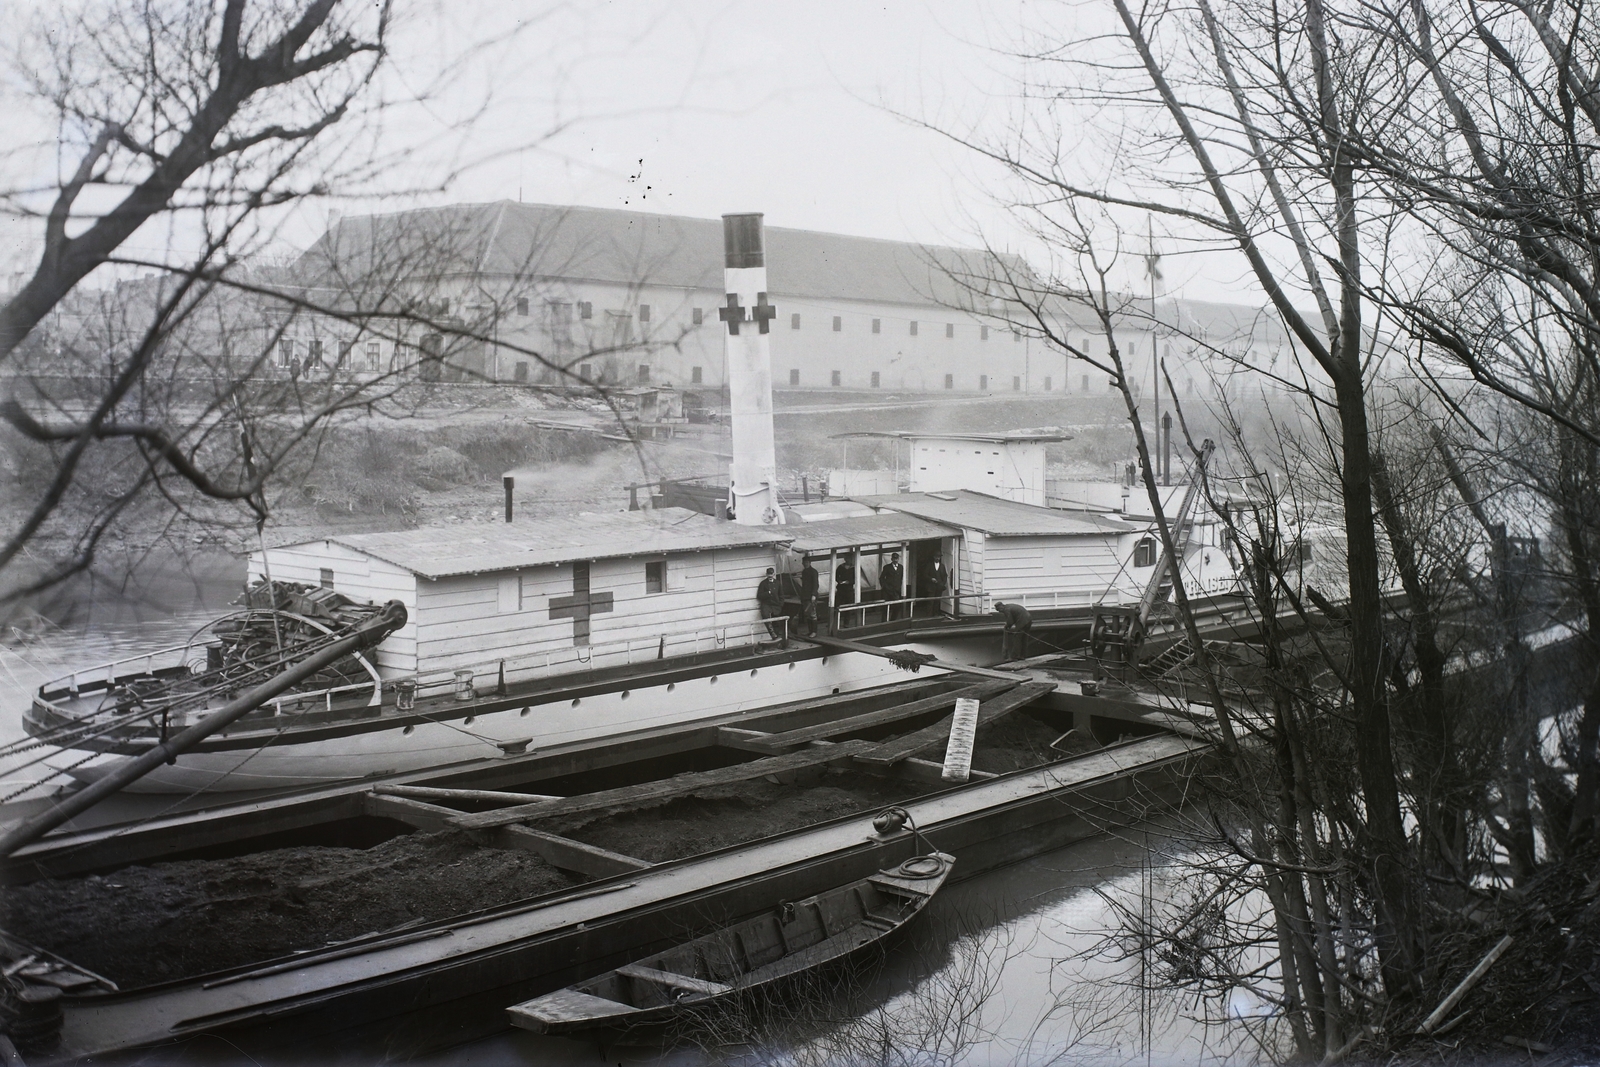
832, 592, 987, 630
402, 619, 789, 699
40, 643, 203, 705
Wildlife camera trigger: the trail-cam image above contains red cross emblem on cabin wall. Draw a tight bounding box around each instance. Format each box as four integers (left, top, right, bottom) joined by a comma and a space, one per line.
548, 561, 614, 646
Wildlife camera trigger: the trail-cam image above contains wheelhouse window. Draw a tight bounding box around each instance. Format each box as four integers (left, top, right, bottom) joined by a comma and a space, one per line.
645, 560, 666, 594
1134, 537, 1158, 568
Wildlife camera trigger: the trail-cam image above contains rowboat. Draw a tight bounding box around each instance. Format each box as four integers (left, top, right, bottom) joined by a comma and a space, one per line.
506, 850, 955, 1037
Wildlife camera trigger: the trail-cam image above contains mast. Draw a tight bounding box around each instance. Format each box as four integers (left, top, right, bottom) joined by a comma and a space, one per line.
718, 213, 783, 525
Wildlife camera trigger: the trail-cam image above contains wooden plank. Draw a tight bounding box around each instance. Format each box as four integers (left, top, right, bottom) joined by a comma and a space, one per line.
362, 792, 459, 832
757, 680, 1016, 749
715, 727, 782, 754
452, 740, 875, 830
490, 824, 652, 877
896, 757, 997, 785
508, 988, 640, 1030
736, 676, 955, 732
806, 635, 1025, 681
374, 784, 562, 806
856, 681, 1056, 767
615, 963, 732, 996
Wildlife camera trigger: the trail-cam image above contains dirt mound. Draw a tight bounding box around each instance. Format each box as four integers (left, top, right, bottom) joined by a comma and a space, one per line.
549, 775, 919, 864
0, 829, 574, 986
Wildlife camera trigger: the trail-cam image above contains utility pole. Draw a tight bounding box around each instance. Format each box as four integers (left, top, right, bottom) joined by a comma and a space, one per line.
1144, 217, 1162, 461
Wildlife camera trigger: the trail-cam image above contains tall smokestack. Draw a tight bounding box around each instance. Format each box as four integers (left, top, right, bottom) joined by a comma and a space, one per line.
719, 213, 782, 525
503, 475, 514, 523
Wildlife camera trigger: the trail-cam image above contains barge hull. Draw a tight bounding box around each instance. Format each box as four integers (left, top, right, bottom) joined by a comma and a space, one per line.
50, 734, 1208, 1062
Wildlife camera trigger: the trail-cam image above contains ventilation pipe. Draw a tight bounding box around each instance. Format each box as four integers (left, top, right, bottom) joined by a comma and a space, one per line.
720, 213, 783, 525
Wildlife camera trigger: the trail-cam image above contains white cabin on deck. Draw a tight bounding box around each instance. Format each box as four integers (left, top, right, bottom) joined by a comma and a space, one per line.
250, 508, 791, 686
846, 490, 1142, 613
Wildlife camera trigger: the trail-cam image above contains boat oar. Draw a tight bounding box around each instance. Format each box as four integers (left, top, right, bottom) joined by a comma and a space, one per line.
0, 600, 408, 860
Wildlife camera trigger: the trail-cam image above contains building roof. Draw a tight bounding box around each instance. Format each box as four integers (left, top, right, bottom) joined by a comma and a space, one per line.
783, 513, 955, 554
279, 508, 790, 579
854, 490, 1137, 537
296, 202, 1031, 312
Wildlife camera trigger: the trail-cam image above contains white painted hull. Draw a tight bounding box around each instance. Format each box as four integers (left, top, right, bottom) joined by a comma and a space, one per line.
47, 652, 930, 793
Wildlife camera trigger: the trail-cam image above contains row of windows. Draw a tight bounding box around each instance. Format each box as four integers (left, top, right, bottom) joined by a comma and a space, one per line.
276, 337, 384, 369
571, 363, 706, 385
516, 297, 1029, 341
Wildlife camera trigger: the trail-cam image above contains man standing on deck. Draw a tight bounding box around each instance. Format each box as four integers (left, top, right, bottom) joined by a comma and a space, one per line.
993, 601, 1033, 661
835, 557, 855, 613
799, 560, 820, 637
757, 567, 786, 644
881, 552, 905, 621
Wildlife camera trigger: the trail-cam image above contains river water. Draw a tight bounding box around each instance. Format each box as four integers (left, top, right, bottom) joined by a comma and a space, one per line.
0, 569, 1274, 1066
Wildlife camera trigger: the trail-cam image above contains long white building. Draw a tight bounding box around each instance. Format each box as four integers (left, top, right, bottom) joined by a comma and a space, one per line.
281, 202, 1292, 401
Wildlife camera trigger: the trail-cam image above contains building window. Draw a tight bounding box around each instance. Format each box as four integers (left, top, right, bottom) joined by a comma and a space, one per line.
365, 340, 381, 369
637, 364, 651, 384
307, 339, 324, 365
791, 312, 801, 330
789, 368, 800, 386
944, 373, 954, 389
979, 374, 988, 390
1134, 537, 1158, 568
1013, 376, 1021, 391
981, 325, 989, 340
1013, 329, 1022, 342
945, 323, 954, 338
831, 370, 841, 386
579, 362, 593, 381
832, 315, 842, 332
277, 339, 294, 366
1185, 377, 1194, 395
870, 371, 880, 388
319, 567, 334, 589
1128, 342, 1137, 356
691, 366, 703, 384
517, 297, 530, 316
872, 318, 881, 334
639, 304, 651, 323
578, 302, 593, 320
1044, 376, 1052, 391
1082, 374, 1090, 392
645, 560, 665, 595
909, 321, 918, 336
692, 307, 703, 325
514, 362, 529, 382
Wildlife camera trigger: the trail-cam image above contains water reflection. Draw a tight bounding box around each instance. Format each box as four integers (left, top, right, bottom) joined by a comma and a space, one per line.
415, 823, 1273, 1067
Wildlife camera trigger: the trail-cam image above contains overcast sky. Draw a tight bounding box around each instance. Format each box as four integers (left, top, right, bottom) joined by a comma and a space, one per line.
5, 0, 1244, 305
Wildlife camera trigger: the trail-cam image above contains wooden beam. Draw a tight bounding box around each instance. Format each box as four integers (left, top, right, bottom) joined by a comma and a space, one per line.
715, 727, 782, 754
374, 784, 561, 806
453, 740, 874, 830
363, 792, 459, 833
856, 681, 1056, 767
806, 634, 1027, 681
490, 824, 652, 877
896, 757, 997, 785
735, 676, 959, 733
756, 680, 1016, 750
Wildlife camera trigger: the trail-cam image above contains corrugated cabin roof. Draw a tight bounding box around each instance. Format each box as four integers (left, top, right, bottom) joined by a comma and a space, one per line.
855, 491, 1138, 537
783, 513, 955, 554
274, 508, 790, 579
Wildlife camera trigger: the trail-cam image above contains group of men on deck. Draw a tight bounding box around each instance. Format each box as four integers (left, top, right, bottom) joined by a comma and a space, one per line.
760, 560, 1034, 660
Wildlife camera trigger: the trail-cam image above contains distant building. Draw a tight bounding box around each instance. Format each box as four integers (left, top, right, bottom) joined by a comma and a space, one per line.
283, 202, 1293, 399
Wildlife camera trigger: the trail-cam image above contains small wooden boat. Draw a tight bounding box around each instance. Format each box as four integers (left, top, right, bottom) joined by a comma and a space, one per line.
506, 850, 955, 1036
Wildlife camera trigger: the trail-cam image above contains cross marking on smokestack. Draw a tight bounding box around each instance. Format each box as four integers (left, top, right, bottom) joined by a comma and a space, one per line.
751, 292, 776, 335
718, 293, 746, 335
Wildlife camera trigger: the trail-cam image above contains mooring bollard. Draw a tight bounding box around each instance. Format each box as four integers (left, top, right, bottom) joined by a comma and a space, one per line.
453, 669, 475, 701
397, 677, 418, 710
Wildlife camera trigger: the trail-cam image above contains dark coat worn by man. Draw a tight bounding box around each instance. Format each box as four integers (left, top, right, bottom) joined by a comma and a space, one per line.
993, 601, 1033, 661
799, 561, 820, 636
757, 568, 785, 642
